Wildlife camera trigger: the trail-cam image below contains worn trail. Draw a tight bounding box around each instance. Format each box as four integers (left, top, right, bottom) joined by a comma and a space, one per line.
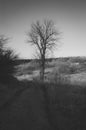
0, 85, 52, 130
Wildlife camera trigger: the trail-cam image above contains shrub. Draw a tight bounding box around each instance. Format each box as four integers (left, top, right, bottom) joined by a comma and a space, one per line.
56, 62, 78, 74
52, 71, 70, 84
0, 36, 18, 83
0, 49, 18, 83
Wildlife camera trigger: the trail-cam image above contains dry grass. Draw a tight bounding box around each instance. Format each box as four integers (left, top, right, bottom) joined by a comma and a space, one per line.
15, 57, 86, 86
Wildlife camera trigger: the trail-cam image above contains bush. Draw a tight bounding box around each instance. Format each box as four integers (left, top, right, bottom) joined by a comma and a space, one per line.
56, 62, 78, 74
52, 71, 70, 84
0, 50, 18, 83
0, 36, 18, 83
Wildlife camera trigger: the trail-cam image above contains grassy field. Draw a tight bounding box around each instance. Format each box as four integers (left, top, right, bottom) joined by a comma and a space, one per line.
16, 56, 86, 85
1, 56, 86, 130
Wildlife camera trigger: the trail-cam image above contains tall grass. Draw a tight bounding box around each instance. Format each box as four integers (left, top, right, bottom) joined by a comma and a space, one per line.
0, 78, 86, 130
41, 82, 86, 130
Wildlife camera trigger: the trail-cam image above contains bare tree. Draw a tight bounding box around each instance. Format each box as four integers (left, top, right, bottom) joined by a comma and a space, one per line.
27, 19, 61, 81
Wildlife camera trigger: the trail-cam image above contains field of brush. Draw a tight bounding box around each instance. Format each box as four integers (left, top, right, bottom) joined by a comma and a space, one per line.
16, 56, 86, 85
1, 57, 86, 130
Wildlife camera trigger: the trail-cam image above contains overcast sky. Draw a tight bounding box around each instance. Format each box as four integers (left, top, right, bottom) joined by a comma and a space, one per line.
0, 0, 86, 58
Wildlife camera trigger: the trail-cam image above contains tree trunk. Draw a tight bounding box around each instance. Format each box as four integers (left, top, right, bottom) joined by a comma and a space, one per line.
40, 56, 45, 82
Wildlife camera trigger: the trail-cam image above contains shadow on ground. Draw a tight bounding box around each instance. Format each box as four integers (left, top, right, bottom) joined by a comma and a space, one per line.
0, 78, 86, 130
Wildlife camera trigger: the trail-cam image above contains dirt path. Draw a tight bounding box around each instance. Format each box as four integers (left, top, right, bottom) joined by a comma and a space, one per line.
0, 85, 52, 130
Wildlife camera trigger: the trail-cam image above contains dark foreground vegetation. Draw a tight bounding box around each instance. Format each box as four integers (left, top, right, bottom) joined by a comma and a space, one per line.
0, 36, 18, 84
0, 78, 86, 130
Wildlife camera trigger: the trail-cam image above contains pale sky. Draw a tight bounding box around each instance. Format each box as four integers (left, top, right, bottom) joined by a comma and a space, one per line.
0, 0, 86, 59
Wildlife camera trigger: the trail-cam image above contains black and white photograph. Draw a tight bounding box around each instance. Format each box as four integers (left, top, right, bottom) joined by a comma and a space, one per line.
0, 0, 86, 129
